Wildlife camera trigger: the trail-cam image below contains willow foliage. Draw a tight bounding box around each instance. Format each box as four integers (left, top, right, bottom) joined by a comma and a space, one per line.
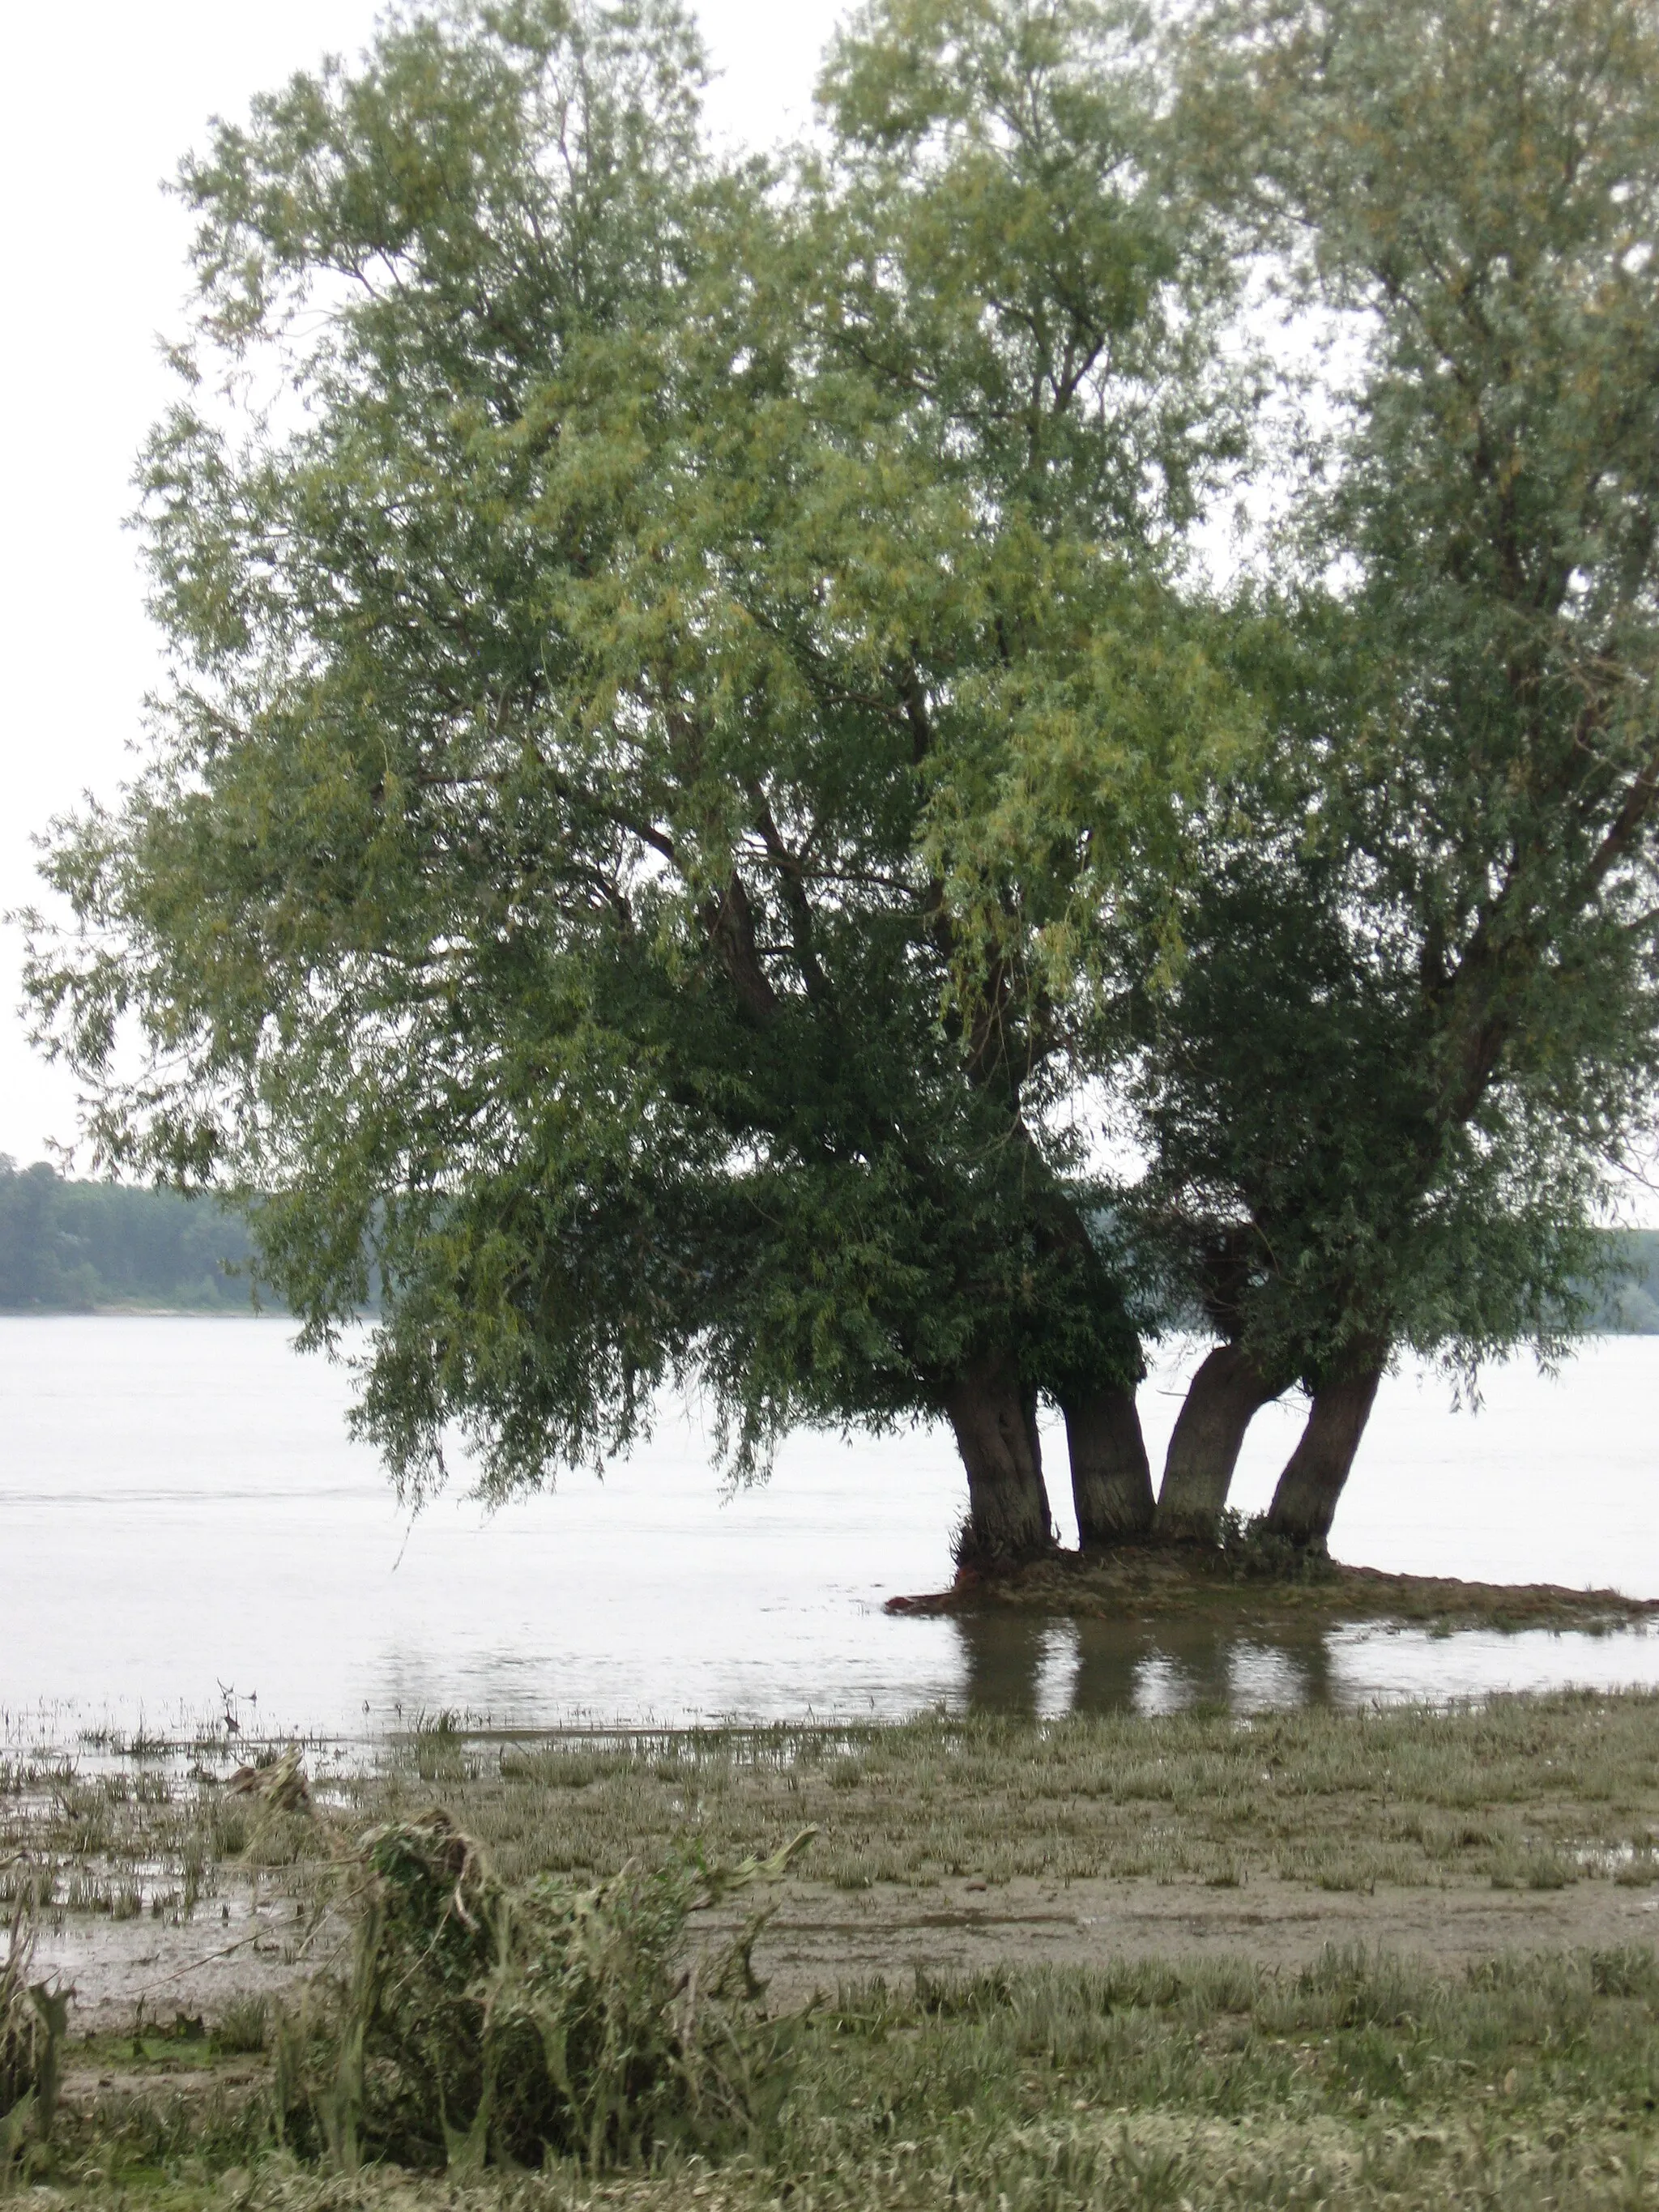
970, 0, 1659, 1392
28, 0, 1657, 1546
24, 0, 1239, 1522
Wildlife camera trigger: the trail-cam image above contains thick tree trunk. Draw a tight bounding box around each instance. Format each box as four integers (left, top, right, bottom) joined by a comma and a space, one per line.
1064, 1385, 1154, 1546
1153, 1345, 1279, 1545
1263, 1353, 1386, 1554
943, 1359, 1055, 1572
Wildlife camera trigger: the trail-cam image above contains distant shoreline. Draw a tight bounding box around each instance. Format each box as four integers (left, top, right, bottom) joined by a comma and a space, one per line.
4, 1308, 1653, 1332
0, 1304, 288, 1318
6, 1162, 1658, 1327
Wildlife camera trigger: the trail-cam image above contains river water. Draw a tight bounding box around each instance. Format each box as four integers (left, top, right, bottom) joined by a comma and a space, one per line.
2, 1318, 1657, 1749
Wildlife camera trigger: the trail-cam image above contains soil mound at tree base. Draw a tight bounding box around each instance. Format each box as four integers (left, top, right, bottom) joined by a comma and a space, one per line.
885, 1547, 1659, 1631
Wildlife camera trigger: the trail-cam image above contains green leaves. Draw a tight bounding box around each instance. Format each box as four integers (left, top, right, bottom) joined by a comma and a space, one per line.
30, 0, 1208, 1507
821, 0, 1244, 548
28, 0, 1658, 1521
1108, 0, 1659, 1382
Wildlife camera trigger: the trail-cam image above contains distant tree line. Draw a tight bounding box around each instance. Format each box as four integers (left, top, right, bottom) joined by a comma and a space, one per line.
0, 1158, 265, 1313
1589, 1234, 1659, 1335
20, 0, 1659, 1562
5, 1154, 1653, 1332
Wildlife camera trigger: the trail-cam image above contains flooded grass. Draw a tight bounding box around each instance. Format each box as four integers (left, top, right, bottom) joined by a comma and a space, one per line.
400, 1692, 1659, 1894
6, 1691, 1659, 1902
6, 1695, 1659, 2200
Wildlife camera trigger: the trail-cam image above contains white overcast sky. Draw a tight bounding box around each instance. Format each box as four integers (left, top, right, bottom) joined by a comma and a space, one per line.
0, 0, 846, 1168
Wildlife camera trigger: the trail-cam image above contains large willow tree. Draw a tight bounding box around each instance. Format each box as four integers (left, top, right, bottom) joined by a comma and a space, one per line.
40, 0, 1646, 1572
954, 0, 1659, 1549
24, 0, 1241, 1564
1191, 0, 1659, 1544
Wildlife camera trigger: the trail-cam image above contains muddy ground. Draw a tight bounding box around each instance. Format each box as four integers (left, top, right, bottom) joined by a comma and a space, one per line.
36, 1865, 1659, 2035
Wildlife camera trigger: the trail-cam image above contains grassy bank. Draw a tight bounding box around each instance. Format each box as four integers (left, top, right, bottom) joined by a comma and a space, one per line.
17, 1946, 1659, 2208
891, 1543, 1659, 1630
8, 1695, 1659, 2203
356, 1693, 1659, 1893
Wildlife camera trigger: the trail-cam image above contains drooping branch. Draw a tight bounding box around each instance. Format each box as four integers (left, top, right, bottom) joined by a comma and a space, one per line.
1581, 738, 1659, 902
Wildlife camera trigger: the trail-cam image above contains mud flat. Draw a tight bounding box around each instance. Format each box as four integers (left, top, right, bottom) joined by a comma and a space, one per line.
34, 1863, 1659, 2035
15, 1689, 1659, 2015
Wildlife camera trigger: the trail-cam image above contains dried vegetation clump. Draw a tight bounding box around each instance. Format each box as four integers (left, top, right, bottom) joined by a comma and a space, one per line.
0, 1873, 66, 2180
273, 1810, 815, 2172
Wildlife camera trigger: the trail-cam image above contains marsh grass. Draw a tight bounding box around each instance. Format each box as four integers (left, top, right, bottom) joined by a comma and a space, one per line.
26, 1942, 1659, 2206
11, 1697, 1659, 2201
9, 1694, 1659, 1904
214, 1995, 271, 2056
341, 1692, 1659, 1894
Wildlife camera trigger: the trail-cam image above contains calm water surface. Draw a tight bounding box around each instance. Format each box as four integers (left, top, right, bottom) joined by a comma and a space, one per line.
2, 1319, 1657, 1746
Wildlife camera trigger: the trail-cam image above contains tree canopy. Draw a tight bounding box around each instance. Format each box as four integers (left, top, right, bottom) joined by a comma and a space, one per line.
1168, 0, 1659, 1539
937, 0, 1659, 1543
23, 0, 1659, 1564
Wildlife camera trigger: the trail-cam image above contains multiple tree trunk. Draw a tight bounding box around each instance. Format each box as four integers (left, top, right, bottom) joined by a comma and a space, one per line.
942, 1357, 1054, 1571
1263, 1349, 1387, 1553
945, 1340, 1386, 1575
1062, 1385, 1155, 1546
1150, 1345, 1282, 1545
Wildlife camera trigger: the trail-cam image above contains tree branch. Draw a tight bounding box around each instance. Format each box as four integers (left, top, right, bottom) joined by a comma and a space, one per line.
746, 788, 834, 1011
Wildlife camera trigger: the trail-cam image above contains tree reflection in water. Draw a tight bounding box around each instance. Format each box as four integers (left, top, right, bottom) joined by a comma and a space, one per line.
953, 1614, 1342, 1717
950, 1613, 1060, 1717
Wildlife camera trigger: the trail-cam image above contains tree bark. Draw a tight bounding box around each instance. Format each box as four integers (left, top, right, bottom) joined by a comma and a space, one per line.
1263, 1352, 1386, 1554
942, 1358, 1056, 1572
1064, 1385, 1154, 1546
1153, 1345, 1279, 1545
